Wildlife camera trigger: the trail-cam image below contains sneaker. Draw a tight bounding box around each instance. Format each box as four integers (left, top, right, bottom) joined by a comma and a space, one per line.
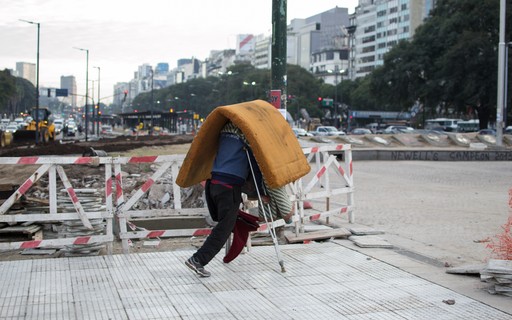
185, 257, 211, 277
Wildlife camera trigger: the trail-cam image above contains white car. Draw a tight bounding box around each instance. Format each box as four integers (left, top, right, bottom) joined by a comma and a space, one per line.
314, 126, 346, 136
53, 119, 64, 134
383, 125, 414, 134
5, 124, 18, 133
14, 118, 25, 128
292, 128, 313, 137
101, 125, 113, 134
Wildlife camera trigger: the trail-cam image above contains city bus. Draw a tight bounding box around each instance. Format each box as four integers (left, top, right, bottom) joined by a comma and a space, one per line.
457, 119, 480, 132
425, 118, 462, 132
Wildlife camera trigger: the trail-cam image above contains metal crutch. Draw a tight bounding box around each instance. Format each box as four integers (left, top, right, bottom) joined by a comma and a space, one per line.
246, 149, 286, 273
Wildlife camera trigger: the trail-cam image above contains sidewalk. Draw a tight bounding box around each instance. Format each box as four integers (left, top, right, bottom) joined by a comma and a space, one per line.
0, 241, 511, 319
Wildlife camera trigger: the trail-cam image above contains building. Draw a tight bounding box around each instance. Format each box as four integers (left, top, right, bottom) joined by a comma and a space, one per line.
60, 75, 77, 108
351, 0, 432, 79
253, 35, 272, 69
235, 34, 256, 63
15, 62, 36, 86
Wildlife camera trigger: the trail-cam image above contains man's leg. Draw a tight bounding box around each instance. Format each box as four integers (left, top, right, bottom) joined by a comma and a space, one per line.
186, 184, 241, 276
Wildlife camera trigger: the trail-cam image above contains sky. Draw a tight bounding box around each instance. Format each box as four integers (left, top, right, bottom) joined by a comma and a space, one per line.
1, 0, 358, 104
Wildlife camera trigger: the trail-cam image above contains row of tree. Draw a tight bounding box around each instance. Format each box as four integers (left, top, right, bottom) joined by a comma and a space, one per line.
2, 0, 510, 128
131, 0, 511, 129
0, 69, 35, 117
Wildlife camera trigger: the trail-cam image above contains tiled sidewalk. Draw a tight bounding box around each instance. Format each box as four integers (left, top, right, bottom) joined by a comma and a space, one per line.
0, 241, 510, 320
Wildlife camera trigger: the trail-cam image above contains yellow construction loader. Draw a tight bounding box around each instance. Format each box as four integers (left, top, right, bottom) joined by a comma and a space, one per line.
13, 107, 56, 144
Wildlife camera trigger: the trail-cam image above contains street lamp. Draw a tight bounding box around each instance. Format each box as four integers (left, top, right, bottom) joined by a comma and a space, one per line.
338, 69, 346, 130
19, 19, 40, 144
93, 66, 100, 135
219, 70, 233, 104
328, 68, 346, 129
243, 81, 257, 100
150, 68, 154, 135
73, 47, 89, 141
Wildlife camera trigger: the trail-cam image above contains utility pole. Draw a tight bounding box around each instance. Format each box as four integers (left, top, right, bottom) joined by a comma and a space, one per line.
150, 68, 154, 135
94, 66, 101, 135
20, 19, 40, 144
496, 0, 507, 146
271, 0, 287, 111
74, 47, 89, 141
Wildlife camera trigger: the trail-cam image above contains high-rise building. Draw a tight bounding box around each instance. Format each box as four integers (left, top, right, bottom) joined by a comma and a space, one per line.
16, 62, 36, 86
254, 35, 271, 69
351, 0, 431, 79
60, 75, 77, 108
287, 7, 350, 72
235, 34, 255, 63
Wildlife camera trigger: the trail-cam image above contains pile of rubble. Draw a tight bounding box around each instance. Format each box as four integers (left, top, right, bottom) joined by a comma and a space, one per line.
481, 260, 512, 297
0, 163, 204, 257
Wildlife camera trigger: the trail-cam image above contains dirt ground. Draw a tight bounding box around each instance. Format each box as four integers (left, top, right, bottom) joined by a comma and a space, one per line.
0, 134, 200, 261
0, 134, 194, 157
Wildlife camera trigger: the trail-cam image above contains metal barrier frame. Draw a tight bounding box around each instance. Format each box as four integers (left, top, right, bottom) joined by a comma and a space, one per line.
0, 144, 354, 254
0, 156, 113, 252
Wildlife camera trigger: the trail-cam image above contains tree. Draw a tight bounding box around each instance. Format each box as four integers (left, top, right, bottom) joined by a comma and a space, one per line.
0, 69, 17, 114
367, 0, 510, 128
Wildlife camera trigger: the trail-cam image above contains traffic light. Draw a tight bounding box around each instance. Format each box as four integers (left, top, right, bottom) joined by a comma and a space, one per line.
123, 90, 128, 102
169, 108, 174, 113
317, 97, 323, 107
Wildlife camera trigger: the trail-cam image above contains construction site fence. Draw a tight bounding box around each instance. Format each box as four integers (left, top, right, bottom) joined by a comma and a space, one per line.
0, 144, 354, 254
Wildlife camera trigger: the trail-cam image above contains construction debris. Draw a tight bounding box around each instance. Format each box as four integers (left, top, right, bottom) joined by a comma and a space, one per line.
349, 235, 393, 248
0, 225, 42, 241
480, 259, 512, 297
285, 228, 351, 243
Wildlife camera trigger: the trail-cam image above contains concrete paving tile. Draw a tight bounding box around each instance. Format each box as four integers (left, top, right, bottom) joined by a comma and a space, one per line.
0, 242, 510, 319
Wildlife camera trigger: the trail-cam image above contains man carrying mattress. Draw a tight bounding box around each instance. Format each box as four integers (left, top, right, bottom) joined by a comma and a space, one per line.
176, 100, 311, 277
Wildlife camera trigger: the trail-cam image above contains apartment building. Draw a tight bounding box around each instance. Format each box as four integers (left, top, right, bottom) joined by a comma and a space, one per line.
351, 0, 433, 79
15, 62, 36, 86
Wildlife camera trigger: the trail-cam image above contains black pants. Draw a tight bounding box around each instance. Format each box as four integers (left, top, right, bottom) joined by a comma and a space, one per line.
193, 180, 242, 266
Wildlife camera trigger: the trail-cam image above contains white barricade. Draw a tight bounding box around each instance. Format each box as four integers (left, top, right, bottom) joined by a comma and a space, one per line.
0, 144, 354, 255
0, 156, 114, 252
292, 144, 355, 233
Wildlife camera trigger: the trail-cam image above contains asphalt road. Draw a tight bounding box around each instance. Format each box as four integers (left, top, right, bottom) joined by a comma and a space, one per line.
337, 160, 512, 267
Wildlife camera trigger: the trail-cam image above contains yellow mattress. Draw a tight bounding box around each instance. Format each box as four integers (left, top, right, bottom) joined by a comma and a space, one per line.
176, 100, 310, 188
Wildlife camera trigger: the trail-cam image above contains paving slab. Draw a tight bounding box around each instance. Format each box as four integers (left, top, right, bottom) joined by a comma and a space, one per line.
1, 241, 510, 319
349, 235, 394, 248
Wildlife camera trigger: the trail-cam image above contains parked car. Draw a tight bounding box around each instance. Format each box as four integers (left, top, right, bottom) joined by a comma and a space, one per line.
478, 129, 496, 136
311, 126, 346, 136
65, 123, 77, 136
1, 118, 10, 129
504, 126, 512, 135
5, 124, 18, 133
14, 117, 25, 128
292, 127, 313, 137
101, 125, 113, 134
350, 128, 372, 135
383, 125, 415, 134
53, 118, 64, 134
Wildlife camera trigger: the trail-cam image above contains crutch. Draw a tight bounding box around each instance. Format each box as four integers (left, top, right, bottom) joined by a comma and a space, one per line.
246, 149, 286, 273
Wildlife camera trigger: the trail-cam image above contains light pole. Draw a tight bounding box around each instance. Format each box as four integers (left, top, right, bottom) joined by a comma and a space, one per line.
338, 69, 346, 130
19, 19, 40, 144
150, 68, 154, 135
93, 66, 100, 135
74, 47, 89, 141
243, 81, 257, 100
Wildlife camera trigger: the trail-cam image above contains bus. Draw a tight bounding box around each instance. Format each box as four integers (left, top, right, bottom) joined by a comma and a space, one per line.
457, 119, 479, 132
425, 118, 462, 132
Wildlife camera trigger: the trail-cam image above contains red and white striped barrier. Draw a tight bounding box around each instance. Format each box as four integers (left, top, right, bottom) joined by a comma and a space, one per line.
288, 144, 355, 235
0, 156, 112, 253
0, 144, 355, 255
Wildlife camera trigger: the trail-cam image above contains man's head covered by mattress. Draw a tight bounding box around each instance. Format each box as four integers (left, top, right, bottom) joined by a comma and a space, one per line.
176, 100, 311, 188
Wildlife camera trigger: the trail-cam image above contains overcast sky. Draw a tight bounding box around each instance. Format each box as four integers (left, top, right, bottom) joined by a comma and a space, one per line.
1, 0, 358, 104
